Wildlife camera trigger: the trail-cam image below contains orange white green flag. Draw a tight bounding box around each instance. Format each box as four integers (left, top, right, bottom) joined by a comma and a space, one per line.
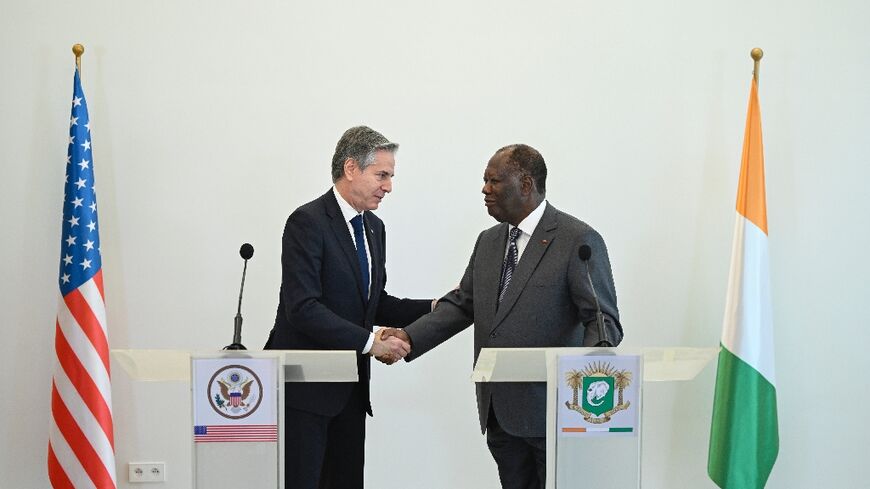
708, 76, 779, 489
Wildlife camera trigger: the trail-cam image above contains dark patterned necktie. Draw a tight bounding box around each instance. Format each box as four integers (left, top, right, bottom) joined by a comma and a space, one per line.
497, 227, 521, 304
350, 214, 369, 300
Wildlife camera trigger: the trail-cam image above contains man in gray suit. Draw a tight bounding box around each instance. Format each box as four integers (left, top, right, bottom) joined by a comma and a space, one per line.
384, 143, 622, 489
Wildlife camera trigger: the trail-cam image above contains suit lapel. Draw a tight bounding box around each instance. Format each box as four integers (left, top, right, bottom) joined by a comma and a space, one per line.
364, 212, 380, 308
491, 204, 558, 330
324, 190, 367, 301
478, 224, 509, 324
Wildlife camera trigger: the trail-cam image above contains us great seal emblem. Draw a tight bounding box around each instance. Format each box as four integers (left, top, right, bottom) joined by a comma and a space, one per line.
207, 364, 264, 419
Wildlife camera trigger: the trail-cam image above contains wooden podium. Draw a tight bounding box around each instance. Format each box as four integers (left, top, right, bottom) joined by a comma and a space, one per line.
471, 347, 717, 489
112, 349, 357, 489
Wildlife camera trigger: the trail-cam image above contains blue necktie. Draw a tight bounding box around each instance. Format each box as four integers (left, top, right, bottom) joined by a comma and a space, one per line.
350, 214, 369, 300
498, 227, 521, 304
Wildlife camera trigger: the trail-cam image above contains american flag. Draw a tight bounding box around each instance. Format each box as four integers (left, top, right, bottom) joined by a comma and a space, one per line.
47, 67, 117, 488
194, 425, 279, 443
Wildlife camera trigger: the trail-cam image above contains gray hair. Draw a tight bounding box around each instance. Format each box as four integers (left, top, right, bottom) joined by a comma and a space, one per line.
331, 126, 399, 182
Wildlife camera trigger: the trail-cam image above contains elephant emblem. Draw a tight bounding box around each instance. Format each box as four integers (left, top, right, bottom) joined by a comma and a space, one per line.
586, 380, 610, 407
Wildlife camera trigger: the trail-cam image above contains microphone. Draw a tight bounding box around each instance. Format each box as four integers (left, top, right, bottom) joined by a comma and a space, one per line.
240, 242, 254, 260
225, 243, 254, 350
578, 245, 612, 347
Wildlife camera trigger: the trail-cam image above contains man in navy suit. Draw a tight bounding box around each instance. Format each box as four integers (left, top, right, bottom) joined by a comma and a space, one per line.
265, 126, 432, 489
385, 144, 622, 489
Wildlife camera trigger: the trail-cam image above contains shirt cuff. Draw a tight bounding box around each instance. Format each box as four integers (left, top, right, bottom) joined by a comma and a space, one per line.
362, 331, 376, 354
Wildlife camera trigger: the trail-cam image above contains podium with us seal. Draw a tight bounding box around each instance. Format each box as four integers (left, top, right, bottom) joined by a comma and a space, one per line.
112, 349, 357, 488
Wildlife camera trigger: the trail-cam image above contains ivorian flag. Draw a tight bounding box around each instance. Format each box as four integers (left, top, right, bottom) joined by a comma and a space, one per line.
708, 76, 779, 488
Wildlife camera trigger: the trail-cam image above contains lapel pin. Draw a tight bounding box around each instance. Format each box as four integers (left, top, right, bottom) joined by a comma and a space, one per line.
541, 239, 549, 244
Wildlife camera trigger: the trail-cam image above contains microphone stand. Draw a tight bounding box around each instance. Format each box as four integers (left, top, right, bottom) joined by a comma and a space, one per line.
580, 246, 613, 347
224, 257, 248, 350
585, 266, 611, 347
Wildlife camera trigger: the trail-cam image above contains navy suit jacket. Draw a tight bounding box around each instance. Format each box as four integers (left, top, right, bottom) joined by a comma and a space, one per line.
266, 188, 430, 416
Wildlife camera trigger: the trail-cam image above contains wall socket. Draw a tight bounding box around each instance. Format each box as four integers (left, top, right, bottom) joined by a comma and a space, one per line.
128, 462, 166, 483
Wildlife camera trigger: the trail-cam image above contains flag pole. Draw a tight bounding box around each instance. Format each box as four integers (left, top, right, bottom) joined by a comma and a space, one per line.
751, 47, 763, 84
72, 43, 84, 74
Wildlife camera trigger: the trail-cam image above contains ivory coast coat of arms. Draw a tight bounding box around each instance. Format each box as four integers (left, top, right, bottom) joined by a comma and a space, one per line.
564, 361, 633, 424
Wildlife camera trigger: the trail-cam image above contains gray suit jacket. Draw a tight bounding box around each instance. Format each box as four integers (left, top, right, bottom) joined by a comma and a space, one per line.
404, 203, 621, 438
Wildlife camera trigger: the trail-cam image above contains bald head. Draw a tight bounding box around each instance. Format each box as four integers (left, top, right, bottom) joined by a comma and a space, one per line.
494, 144, 547, 196
482, 144, 547, 226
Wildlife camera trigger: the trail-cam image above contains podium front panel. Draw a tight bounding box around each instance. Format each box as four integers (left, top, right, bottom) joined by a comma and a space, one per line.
195, 442, 278, 488
191, 356, 280, 489
550, 352, 642, 489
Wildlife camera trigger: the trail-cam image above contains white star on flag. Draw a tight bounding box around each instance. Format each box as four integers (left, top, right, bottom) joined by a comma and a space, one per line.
82, 140, 91, 151
80, 258, 92, 270
87, 221, 97, 232
61, 273, 71, 283
63, 254, 73, 265
65, 235, 77, 246
71, 197, 84, 208
83, 240, 95, 251
75, 177, 87, 189
70, 116, 78, 126
78, 159, 90, 170
72, 96, 82, 107
68, 216, 80, 227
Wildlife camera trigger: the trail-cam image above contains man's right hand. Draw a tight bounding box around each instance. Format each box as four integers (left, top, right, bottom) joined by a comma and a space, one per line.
379, 327, 411, 345
370, 328, 411, 365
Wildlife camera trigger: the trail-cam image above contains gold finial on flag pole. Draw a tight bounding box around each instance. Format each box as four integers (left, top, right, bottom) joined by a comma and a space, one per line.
751, 47, 763, 83
72, 44, 84, 74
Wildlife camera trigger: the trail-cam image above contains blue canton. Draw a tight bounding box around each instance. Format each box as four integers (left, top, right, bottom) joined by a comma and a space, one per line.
59, 69, 101, 295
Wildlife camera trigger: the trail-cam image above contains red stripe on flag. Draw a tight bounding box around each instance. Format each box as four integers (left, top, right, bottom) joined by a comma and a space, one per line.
55, 322, 115, 447
93, 269, 105, 301
64, 288, 110, 373
51, 382, 116, 489
47, 443, 75, 489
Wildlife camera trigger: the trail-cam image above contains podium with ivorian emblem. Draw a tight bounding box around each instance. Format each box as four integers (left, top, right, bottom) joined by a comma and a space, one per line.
112, 349, 357, 488
471, 347, 717, 489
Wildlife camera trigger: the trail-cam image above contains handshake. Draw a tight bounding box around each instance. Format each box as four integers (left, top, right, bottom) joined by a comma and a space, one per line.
369, 328, 412, 365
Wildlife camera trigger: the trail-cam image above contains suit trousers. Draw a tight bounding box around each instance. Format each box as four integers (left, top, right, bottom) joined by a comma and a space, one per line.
486, 406, 546, 489
284, 383, 366, 489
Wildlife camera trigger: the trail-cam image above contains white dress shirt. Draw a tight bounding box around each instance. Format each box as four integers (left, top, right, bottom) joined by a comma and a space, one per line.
332, 187, 376, 354
506, 199, 548, 262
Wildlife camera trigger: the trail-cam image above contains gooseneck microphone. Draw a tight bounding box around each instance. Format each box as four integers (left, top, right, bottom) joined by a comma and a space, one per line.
578, 245, 612, 347
225, 243, 254, 350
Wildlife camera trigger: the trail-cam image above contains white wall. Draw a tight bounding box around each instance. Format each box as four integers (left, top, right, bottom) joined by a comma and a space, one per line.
2, 0, 869, 487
